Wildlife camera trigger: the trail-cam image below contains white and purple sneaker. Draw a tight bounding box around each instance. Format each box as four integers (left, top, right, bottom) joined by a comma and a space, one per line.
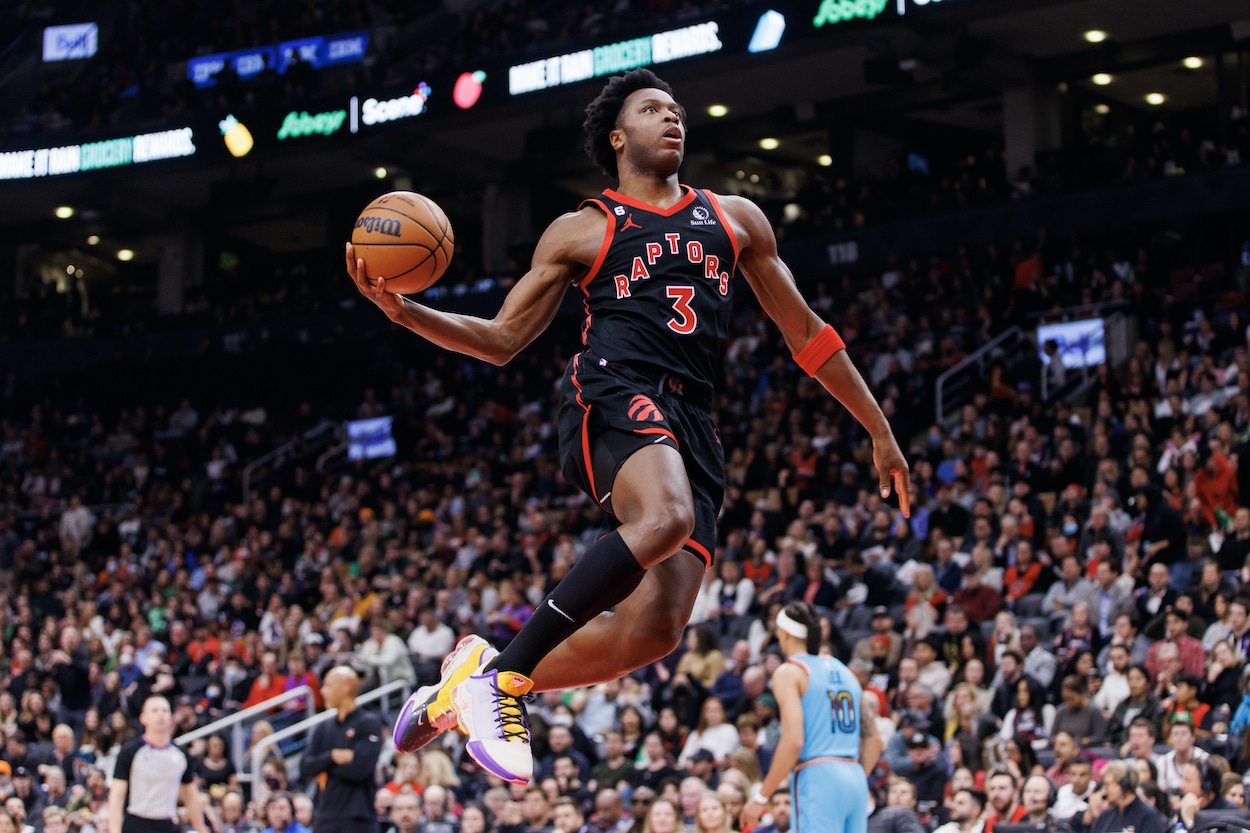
452, 667, 534, 784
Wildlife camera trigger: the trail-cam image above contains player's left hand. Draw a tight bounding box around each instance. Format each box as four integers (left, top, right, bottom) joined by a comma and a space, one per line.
739, 800, 766, 830
872, 435, 911, 517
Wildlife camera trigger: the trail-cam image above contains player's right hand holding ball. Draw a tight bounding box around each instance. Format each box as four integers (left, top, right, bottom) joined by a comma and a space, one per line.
346, 242, 405, 321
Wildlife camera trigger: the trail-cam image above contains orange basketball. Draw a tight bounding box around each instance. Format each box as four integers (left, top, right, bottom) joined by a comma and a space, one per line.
351, 191, 454, 295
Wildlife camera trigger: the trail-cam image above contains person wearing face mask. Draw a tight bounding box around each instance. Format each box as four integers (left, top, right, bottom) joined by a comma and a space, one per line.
218, 659, 253, 711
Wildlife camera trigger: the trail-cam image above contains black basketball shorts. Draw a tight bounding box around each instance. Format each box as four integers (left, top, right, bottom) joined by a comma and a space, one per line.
557, 351, 723, 567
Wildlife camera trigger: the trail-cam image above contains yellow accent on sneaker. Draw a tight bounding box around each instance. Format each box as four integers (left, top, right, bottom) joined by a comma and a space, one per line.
496, 673, 534, 696
495, 673, 533, 743
427, 642, 493, 726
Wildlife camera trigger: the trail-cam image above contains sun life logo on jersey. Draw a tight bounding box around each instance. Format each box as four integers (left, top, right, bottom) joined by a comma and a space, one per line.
690, 205, 716, 226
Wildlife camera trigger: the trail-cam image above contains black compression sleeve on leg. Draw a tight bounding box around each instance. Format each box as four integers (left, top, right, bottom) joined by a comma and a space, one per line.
486, 530, 645, 677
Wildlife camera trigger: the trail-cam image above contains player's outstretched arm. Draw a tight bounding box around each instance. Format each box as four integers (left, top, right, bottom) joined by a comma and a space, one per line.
725, 194, 910, 515
859, 696, 883, 775
346, 209, 600, 365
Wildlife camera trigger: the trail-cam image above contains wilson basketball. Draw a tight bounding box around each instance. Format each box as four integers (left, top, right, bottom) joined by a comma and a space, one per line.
351, 191, 454, 294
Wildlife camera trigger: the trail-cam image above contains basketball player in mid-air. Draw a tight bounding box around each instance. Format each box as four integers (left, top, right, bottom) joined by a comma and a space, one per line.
738, 601, 881, 833
346, 68, 910, 784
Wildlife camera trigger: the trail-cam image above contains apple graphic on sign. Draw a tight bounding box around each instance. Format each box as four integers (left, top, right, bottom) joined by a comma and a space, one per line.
453, 71, 486, 109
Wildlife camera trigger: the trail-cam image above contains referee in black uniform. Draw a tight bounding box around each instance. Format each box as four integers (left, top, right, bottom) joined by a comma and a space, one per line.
108, 695, 207, 833
299, 666, 383, 833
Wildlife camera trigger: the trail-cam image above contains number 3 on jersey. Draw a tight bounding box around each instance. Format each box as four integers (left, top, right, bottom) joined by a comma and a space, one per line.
666, 285, 697, 334
829, 691, 857, 734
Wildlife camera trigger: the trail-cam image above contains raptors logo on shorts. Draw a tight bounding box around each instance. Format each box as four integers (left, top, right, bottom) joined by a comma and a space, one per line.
627, 395, 664, 423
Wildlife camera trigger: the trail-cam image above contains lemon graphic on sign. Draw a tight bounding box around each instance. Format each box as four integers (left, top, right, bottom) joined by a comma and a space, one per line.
219, 115, 254, 158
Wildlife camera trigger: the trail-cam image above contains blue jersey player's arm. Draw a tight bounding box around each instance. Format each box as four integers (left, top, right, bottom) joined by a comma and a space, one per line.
860, 694, 883, 775
719, 193, 911, 516
748, 661, 806, 816
346, 207, 606, 366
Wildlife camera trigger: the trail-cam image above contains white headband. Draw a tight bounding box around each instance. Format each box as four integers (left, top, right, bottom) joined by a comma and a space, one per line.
776, 609, 809, 640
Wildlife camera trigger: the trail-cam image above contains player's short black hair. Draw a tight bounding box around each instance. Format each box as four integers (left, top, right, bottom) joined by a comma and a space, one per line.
583, 68, 674, 179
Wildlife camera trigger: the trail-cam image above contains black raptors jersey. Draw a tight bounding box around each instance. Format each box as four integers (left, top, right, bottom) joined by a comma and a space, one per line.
576, 185, 738, 402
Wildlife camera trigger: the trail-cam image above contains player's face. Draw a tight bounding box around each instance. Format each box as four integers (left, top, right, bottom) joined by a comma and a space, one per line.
613, 89, 686, 176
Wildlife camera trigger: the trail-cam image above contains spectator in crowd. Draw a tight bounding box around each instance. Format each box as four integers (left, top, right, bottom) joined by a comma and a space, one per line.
1146, 609, 1206, 681
1019, 626, 1058, 690
984, 770, 1027, 831
243, 654, 288, 710
1079, 760, 1167, 833
1107, 669, 1163, 748
867, 782, 923, 833
384, 793, 421, 833
893, 732, 945, 805
1053, 757, 1095, 820
1052, 676, 1108, 747
1154, 714, 1209, 791
262, 794, 310, 833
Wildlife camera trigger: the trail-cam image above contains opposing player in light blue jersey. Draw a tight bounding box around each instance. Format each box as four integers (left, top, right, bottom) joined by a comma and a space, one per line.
740, 601, 882, 833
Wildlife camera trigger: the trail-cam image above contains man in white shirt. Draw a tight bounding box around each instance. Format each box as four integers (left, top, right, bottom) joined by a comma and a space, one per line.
1053, 758, 1095, 820
914, 638, 952, 699
933, 789, 985, 833
358, 621, 416, 686
58, 495, 95, 551
1092, 644, 1131, 716
1153, 714, 1208, 792
407, 609, 455, 685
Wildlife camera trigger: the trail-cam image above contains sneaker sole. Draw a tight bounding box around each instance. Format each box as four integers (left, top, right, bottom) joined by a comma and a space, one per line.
466, 739, 532, 785
392, 635, 490, 753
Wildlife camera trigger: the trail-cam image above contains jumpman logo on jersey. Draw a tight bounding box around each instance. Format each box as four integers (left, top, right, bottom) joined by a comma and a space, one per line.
627, 395, 663, 423
619, 213, 642, 231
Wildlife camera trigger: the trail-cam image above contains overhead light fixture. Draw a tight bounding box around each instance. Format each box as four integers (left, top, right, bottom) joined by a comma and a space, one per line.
749, 173, 760, 183
86, 235, 100, 245
1094, 103, 1110, 114
66, 265, 75, 275
374, 166, 388, 179
707, 104, 728, 118
55, 206, 74, 219
1183, 56, 1203, 69
817, 154, 833, 167
1092, 73, 1112, 86
1084, 30, 1107, 43
759, 138, 779, 150
117, 249, 135, 262
1145, 92, 1165, 105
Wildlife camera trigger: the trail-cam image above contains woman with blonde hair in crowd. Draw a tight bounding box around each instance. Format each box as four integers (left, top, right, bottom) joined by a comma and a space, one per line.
421, 748, 463, 802
902, 603, 937, 659
642, 799, 681, 833
990, 610, 1021, 667
906, 564, 948, 616
244, 720, 283, 774
0, 691, 17, 732
971, 544, 1003, 593
722, 747, 763, 787
386, 753, 424, 795
944, 683, 989, 741
694, 792, 734, 833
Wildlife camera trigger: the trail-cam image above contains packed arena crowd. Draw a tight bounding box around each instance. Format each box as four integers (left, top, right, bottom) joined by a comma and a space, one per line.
2, 182, 1250, 833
